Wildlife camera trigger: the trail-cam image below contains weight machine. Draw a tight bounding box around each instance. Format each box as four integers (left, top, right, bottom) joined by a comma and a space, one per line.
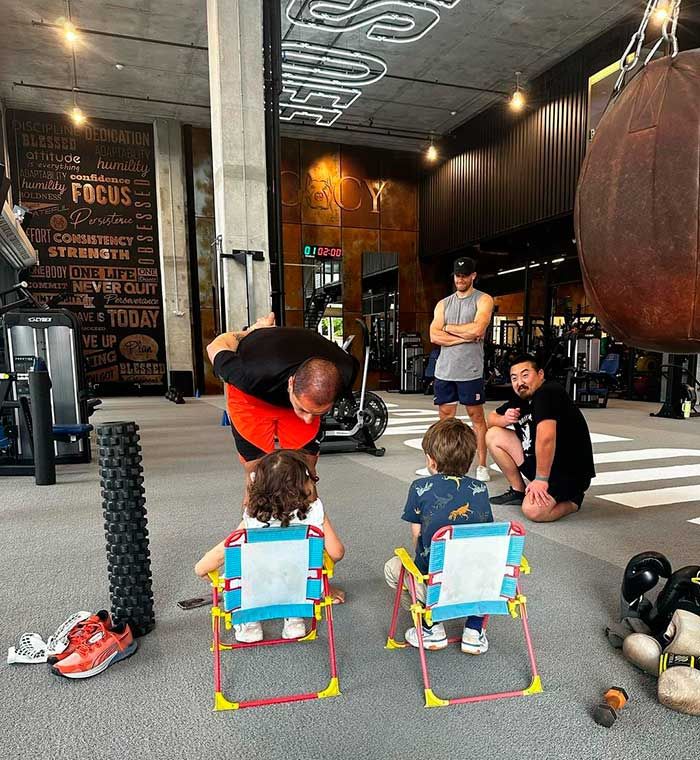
0, 281, 100, 476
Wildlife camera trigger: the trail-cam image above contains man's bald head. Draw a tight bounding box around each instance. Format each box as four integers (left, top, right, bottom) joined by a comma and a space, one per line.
292, 358, 343, 407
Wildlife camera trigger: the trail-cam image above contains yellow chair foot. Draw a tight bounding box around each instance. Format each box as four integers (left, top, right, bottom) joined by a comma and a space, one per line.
424, 688, 449, 708
299, 628, 318, 642
385, 637, 407, 650
318, 677, 341, 699
214, 692, 239, 711
523, 675, 543, 696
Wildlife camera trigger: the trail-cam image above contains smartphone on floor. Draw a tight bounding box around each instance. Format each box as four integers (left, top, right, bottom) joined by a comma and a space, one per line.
177, 597, 209, 610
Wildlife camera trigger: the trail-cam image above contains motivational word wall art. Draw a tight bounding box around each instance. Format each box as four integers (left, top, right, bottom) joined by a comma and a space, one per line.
7, 110, 166, 391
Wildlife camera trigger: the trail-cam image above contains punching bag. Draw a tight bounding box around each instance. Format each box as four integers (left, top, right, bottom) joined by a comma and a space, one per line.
575, 50, 700, 353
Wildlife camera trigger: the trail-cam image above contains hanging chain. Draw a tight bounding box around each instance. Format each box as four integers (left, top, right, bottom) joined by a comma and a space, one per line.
614, 0, 682, 94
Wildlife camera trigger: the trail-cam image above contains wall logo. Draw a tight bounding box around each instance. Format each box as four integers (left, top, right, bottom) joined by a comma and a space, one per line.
119, 334, 159, 362
281, 0, 462, 126
306, 176, 333, 210
50, 214, 67, 231
283, 171, 389, 213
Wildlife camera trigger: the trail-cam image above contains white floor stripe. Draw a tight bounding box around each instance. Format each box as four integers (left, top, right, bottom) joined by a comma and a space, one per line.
688, 517, 700, 525
590, 433, 632, 443
389, 409, 439, 417
592, 464, 700, 487
595, 448, 700, 464
598, 485, 700, 508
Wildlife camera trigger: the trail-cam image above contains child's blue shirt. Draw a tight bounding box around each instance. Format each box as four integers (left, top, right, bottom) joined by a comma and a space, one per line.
401, 474, 493, 574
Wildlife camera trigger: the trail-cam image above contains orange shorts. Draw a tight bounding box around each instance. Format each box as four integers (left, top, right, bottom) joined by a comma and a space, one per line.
225, 384, 321, 462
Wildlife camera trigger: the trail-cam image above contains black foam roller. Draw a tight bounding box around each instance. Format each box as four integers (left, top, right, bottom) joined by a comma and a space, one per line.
97, 421, 155, 637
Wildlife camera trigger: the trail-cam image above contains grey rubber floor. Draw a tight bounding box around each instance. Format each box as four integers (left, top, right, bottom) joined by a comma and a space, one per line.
1, 394, 698, 759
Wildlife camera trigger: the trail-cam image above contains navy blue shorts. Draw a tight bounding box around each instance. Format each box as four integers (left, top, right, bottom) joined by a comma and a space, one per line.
433, 378, 485, 407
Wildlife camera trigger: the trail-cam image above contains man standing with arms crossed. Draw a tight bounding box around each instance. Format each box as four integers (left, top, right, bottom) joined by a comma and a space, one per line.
418, 254, 494, 480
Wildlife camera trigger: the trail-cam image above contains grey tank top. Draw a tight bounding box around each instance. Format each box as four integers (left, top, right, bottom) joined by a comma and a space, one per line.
435, 290, 485, 382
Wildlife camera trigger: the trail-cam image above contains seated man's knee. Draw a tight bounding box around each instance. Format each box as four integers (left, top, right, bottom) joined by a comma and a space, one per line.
485, 426, 502, 447
521, 498, 546, 522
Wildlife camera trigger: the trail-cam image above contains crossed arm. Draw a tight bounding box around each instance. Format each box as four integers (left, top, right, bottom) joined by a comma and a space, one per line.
429, 294, 494, 346
442, 293, 494, 341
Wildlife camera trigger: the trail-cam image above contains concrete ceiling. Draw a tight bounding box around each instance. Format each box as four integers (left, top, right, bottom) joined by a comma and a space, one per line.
0, 1, 641, 152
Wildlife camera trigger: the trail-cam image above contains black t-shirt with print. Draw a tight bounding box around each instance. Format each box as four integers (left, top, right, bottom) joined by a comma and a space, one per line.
495, 380, 595, 486
213, 327, 358, 408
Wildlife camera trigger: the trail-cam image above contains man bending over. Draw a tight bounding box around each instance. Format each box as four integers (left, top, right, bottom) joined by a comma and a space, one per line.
207, 313, 357, 490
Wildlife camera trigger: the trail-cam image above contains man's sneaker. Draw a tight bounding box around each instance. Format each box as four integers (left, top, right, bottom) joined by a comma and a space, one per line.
282, 617, 306, 639
461, 627, 489, 655
405, 623, 448, 650
47, 610, 112, 664
415, 467, 431, 477
490, 487, 525, 505
233, 621, 263, 643
51, 623, 137, 679
476, 465, 491, 482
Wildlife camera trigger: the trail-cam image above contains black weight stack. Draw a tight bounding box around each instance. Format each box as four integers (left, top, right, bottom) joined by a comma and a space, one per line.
97, 421, 155, 637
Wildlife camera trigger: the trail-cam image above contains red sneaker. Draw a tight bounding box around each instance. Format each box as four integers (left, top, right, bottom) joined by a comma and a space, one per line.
47, 610, 112, 664
51, 623, 137, 679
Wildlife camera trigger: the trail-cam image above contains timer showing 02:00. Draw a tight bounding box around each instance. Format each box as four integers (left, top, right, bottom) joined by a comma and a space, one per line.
303, 245, 343, 259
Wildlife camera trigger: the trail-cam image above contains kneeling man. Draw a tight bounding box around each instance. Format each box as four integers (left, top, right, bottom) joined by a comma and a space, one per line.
486, 355, 594, 522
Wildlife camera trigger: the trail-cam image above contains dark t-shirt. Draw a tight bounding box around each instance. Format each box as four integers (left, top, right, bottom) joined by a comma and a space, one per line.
402, 474, 494, 574
213, 327, 358, 408
495, 380, 595, 486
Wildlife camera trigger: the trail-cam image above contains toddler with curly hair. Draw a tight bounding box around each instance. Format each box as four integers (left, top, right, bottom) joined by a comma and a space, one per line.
195, 449, 344, 642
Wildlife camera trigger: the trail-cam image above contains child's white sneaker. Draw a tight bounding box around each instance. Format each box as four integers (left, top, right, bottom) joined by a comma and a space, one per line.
282, 617, 306, 639
476, 465, 491, 482
405, 623, 448, 650
233, 622, 263, 643
461, 627, 488, 654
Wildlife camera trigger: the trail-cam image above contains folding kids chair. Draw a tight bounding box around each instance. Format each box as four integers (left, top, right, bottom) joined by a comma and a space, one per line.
385, 521, 542, 707
209, 524, 340, 711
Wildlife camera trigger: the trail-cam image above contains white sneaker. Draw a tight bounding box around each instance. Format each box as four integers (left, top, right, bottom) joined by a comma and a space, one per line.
476, 465, 491, 482
282, 617, 306, 639
233, 621, 263, 643
461, 627, 488, 654
415, 467, 431, 477
405, 622, 448, 650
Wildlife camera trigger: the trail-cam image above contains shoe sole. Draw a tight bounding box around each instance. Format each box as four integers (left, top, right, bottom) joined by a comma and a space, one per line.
461, 645, 488, 655
51, 641, 138, 679
408, 640, 448, 651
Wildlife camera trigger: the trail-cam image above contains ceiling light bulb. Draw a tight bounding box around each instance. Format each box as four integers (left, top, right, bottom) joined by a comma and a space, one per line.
510, 90, 525, 110
653, 4, 669, 23
71, 107, 85, 125
64, 22, 78, 44
426, 144, 437, 161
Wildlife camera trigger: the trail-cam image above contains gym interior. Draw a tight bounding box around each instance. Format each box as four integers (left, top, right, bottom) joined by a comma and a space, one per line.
1, 2, 700, 758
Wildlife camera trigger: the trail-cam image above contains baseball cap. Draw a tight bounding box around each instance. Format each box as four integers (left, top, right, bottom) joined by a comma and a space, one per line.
453, 256, 476, 275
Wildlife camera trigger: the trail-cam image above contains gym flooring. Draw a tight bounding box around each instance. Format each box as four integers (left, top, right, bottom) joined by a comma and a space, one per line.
2, 393, 698, 759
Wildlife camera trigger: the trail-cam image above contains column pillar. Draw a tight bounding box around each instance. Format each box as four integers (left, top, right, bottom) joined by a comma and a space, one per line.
207, 0, 271, 331
154, 118, 195, 395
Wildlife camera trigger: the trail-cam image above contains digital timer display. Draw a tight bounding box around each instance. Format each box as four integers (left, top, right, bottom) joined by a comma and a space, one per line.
303, 245, 343, 259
